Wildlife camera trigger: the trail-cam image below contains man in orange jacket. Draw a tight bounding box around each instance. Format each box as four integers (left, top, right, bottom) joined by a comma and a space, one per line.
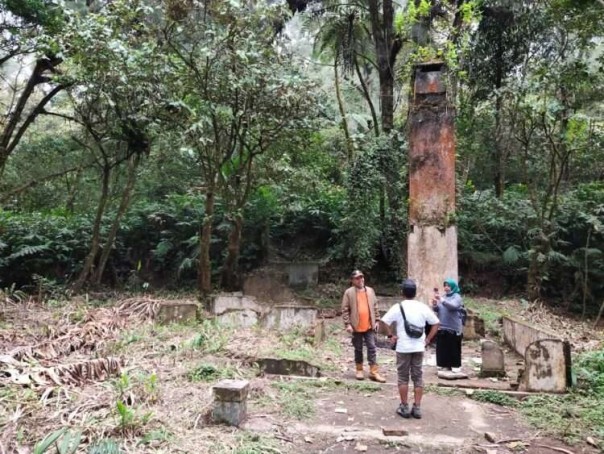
341, 269, 386, 382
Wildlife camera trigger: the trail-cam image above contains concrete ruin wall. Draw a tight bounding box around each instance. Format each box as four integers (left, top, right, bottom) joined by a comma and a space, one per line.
502, 316, 572, 392
503, 316, 561, 357
210, 293, 317, 331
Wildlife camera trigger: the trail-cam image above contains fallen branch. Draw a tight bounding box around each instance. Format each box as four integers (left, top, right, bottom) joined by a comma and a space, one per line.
496, 438, 524, 444
533, 445, 574, 454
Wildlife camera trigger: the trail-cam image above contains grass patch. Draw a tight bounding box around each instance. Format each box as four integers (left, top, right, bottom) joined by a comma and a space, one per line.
260, 378, 382, 421
464, 297, 508, 336
520, 393, 604, 443
424, 384, 464, 397
271, 382, 315, 419
472, 390, 519, 407
187, 319, 229, 353
517, 350, 604, 444
187, 363, 246, 382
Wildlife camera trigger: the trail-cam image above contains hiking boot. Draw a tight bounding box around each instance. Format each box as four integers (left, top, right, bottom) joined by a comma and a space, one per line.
369, 364, 386, 383
396, 403, 410, 418
411, 404, 422, 419
355, 364, 364, 380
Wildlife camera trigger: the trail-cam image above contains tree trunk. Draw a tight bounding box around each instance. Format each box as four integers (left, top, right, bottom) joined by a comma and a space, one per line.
198, 190, 215, 295
367, 0, 399, 134
92, 153, 140, 286
334, 61, 354, 160
0, 58, 64, 177
220, 213, 243, 290
354, 58, 379, 137
72, 164, 112, 292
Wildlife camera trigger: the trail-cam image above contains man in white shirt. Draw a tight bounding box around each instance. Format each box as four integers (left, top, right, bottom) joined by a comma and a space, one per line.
380, 279, 439, 419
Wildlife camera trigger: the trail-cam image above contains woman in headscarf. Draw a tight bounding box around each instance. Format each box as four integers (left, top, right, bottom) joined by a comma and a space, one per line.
431, 278, 463, 371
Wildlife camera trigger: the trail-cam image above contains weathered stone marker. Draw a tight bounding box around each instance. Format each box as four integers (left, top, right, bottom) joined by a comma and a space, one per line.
314, 319, 326, 345
480, 340, 506, 377
211, 379, 250, 426
525, 339, 571, 392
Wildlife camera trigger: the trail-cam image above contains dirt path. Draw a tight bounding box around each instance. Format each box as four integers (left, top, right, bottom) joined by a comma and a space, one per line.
240, 333, 598, 454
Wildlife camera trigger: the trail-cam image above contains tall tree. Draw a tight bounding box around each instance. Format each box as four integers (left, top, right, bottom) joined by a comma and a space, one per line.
161, 0, 319, 294
59, 0, 163, 291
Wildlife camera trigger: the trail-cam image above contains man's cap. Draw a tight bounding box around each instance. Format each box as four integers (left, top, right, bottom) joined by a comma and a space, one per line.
400, 278, 416, 290
351, 270, 364, 278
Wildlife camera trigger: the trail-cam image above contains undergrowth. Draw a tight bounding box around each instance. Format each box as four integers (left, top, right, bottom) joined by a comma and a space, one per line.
518, 349, 604, 444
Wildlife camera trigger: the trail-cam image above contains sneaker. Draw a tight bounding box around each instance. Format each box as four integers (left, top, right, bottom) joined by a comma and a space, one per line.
396, 403, 410, 418
411, 404, 422, 419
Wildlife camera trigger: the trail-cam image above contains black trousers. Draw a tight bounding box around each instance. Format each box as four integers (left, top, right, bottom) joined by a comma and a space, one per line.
352, 330, 377, 365
436, 329, 462, 368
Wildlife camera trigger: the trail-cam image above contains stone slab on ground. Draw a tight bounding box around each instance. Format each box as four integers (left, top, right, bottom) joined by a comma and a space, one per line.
437, 370, 469, 380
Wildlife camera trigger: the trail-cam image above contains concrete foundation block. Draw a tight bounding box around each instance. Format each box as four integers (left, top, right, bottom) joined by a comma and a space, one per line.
262, 305, 317, 330
211, 400, 248, 426
157, 302, 198, 325
463, 313, 485, 340
211, 379, 250, 427
212, 379, 250, 402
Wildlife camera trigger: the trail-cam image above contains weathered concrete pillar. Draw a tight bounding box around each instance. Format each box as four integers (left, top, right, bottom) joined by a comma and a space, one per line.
211, 379, 249, 426
408, 62, 458, 304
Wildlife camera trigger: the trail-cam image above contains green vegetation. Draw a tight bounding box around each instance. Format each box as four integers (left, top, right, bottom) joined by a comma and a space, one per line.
515, 350, 604, 443
257, 378, 382, 421
472, 390, 519, 407
463, 297, 510, 337
187, 320, 229, 354
187, 363, 245, 383
208, 432, 282, 454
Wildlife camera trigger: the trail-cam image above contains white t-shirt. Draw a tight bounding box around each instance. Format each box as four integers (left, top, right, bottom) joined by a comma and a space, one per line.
381, 299, 440, 353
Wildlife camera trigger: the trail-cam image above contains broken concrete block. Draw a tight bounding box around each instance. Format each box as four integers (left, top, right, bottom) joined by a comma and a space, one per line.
480, 340, 506, 378
211, 379, 250, 426
463, 313, 485, 340
212, 379, 249, 402
257, 358, 321, 377
262, 305, 317, 330
314, 319, 326, 345
157, 302, 198, 325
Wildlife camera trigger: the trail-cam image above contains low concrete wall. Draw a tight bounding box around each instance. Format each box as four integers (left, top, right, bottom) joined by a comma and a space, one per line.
502, 316, 561, 357
502, 316, 572, 392
263, 305, 317, 330
209, 293, 317, 331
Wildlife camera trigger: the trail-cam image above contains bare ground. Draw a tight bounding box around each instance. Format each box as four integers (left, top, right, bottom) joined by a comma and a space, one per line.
0, 295, 602, 454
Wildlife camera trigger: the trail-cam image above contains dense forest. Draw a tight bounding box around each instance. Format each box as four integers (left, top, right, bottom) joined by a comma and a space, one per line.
1, 0, 603, 316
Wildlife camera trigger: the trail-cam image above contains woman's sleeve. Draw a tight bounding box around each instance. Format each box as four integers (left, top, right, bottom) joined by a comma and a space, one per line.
441, 293, 462, 310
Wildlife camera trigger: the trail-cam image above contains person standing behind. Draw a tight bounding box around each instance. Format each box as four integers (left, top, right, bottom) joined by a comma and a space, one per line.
381, 279, 439, 419
341, 270, 386, 383
431, 278, 463, 372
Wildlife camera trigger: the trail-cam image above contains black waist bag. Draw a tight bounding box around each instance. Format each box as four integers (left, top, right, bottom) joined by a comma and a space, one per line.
399, 303, 424, 339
